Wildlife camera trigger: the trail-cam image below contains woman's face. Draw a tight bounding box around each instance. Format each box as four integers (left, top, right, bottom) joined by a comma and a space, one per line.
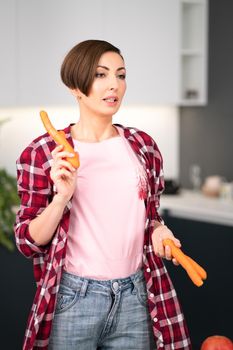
77, 51, 126, 117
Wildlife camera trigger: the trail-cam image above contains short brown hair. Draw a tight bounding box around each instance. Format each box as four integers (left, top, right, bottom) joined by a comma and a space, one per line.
60, 40, 123, 96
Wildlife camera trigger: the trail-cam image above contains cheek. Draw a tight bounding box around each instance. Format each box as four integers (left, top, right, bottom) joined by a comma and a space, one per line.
120, 82, 127, 96
122, 83, 127, 96
88, 81, 103, 96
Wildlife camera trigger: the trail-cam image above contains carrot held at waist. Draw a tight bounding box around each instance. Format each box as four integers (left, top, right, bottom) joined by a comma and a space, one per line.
163, 238, 207, 287
40, 110, 80, 168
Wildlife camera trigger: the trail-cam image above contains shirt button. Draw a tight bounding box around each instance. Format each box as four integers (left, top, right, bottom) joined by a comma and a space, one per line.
153, 317, 158, 322
146, 268, 151, 272
159, 344, 164, 348
144, 245, 147, 250
150, 293, 154, 298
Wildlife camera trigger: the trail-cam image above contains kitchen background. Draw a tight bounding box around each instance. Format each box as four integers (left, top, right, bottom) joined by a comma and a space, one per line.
0, 0, 233, 349
180, 1, 233, 187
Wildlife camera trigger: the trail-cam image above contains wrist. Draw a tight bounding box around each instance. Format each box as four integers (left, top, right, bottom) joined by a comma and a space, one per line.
52, 193, 70, 207
154, 221, 165, 230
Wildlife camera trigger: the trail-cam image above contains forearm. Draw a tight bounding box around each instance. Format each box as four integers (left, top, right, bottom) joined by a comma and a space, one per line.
28, 194, 69, 246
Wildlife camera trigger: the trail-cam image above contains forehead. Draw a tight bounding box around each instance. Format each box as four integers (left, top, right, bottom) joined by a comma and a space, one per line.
97, 51, 125, 68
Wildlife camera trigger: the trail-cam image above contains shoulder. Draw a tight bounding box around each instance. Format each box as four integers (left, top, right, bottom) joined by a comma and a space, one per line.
17, 133, 52, 166
17, 125, 71, 167
114, 123, 161, 153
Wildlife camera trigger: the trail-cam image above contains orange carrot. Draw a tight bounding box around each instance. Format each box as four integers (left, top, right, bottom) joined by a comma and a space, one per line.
163, 238, 207, 287
40, 110, 80, 168
58, 130, 66, 138
185, 255, 207, 280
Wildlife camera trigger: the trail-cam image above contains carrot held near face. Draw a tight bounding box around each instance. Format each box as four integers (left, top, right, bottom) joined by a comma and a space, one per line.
40, 110, 79, 205
40, 110, 80, 169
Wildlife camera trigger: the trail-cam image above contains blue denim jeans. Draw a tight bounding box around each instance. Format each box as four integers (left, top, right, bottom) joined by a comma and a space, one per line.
49, 269, 156, 349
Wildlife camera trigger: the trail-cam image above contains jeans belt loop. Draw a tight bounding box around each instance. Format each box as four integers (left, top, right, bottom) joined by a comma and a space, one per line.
79, 279, 88, 297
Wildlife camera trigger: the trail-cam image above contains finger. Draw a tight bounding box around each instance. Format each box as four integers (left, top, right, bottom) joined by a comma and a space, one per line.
165, 245, 172, 260
51, 145, 64, 157
158, 242, 165, 258
54, 150, 75, 162
52, 159, 76, 172
51, 145, 74, 161
172, 258, 179, 266
174, 238, 181, 248
54, 168, 75, 182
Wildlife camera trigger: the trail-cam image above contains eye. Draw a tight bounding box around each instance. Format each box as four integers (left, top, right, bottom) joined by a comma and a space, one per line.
95, 72, 105, 78
118, 74, 126, 80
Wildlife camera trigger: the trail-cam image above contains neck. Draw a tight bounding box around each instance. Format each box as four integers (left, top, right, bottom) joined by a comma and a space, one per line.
71, 113, 118, 142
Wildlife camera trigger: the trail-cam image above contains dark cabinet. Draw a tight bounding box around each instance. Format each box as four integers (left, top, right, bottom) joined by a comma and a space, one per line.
0, 248, 35, 349
163, 213, 233, 349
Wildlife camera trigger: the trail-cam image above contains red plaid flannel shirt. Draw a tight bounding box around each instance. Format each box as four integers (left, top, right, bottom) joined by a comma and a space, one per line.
14, 124, 191, 349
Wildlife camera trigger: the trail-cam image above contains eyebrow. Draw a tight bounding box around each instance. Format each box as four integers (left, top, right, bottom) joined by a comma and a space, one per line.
97, 65, 126, 71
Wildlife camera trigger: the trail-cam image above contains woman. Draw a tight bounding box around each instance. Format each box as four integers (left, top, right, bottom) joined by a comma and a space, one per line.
14, 40, 191, 350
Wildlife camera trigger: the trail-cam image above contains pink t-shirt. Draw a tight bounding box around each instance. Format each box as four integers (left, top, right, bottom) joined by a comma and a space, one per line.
64, 126, 147, 280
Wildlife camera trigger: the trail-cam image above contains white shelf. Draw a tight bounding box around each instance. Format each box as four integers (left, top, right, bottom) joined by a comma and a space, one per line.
181, 49, 203, 56
180, 98, 206, 106
182, 55, 205, 101
182, 0, 204, 4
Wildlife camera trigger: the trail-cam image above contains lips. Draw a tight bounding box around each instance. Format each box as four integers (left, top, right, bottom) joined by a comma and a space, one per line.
103, 96, 118, 102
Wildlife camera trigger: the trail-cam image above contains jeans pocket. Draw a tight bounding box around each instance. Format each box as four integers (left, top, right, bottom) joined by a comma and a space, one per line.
55, 283, 79, 315
135, 278, 148, 307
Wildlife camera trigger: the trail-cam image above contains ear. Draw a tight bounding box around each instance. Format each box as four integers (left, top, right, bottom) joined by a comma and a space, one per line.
69, 88, 82, 99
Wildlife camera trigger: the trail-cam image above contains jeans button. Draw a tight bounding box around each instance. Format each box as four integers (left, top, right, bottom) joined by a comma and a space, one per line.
112, 281, 119, 292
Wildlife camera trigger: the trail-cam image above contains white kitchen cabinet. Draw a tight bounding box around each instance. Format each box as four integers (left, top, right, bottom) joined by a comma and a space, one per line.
0, 0, 208, 107
0, 0, 17, 106
101, 0, 180, 105
179, 0, 208, 105
16, 0, 103, 106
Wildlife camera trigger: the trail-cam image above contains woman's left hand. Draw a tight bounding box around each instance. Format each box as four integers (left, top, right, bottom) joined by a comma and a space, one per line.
152, 225, 181, 265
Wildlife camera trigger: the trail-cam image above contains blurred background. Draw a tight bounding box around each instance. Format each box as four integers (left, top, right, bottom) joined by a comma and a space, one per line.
0, 0, 232, 349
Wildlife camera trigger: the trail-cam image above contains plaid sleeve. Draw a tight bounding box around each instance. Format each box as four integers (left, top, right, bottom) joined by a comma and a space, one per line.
150, 138, 165, 225
14, 142, 52, 258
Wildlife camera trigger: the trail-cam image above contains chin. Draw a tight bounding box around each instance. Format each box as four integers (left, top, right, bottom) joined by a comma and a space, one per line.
101, 106, 121, 117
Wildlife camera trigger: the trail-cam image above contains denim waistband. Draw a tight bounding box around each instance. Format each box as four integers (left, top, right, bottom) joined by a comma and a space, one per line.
60, 269, 145, 295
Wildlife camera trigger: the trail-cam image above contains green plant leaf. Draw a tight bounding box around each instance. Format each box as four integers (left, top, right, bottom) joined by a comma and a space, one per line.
0, 168, 19, 251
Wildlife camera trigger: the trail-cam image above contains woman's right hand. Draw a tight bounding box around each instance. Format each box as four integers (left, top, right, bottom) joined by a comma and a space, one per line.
50, 145, 77, 204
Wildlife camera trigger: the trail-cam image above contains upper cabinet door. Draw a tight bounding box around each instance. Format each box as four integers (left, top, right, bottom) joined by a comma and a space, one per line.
179, 0, 209, 106
16, 0, 103, 106
0, 0, 17, 107
101, 0, 180, 105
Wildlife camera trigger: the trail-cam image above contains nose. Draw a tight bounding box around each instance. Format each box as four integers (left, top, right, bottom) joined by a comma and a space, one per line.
108, 74, 118, 91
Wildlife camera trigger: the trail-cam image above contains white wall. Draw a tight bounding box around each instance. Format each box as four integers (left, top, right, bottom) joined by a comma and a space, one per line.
0, 105, 179, 180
